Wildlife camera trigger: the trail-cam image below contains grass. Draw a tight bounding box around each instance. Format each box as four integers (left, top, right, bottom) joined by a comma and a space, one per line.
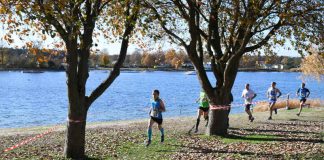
221, 134, 279, 144
1, 107, 323, 159
110, 133, 180, 160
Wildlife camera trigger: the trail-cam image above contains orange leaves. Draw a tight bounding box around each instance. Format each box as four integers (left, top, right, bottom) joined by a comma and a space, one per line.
41, 48, 50, 53
37, 57, 44, 63
15, 4, 23, 11
23, 18, 30, 23
41, 35, 47, 41
29, 48, 38, 55
37, 56, 48, 63
21, 29, 30, 34
301, 48, 324, 81
3, 34, 14, 44
0, 7, 7, 14
26, 42, 33, 48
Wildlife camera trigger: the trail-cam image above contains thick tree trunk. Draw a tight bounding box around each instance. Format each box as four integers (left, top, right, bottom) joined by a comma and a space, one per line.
206, 89, 232, 136
64, 94, 88, 158
207, 109, 229, 135
63, 42, 89, 159
64, 117, 87, 158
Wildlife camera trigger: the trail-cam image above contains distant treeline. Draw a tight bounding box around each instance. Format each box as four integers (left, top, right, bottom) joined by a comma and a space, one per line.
0, 47, 301, 70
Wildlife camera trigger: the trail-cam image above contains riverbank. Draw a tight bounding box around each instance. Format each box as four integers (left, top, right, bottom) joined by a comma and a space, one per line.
0, 106, 323, 159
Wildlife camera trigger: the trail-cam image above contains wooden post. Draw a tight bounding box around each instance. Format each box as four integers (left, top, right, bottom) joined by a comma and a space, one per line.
286, 94, 290, 110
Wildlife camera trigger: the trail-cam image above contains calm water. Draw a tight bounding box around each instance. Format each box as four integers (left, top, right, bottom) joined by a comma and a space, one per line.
0, 71, 323, 128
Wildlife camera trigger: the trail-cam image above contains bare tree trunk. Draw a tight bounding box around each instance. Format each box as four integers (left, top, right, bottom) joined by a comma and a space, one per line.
207, 109, 229, 135
63, 82, 88, 158
206, 89, 232, 136
64, 114, 87, 158
63, 42, 89, 158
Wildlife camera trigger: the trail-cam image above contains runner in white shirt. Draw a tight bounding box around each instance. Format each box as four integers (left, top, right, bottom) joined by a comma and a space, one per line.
242, 83, 257, 122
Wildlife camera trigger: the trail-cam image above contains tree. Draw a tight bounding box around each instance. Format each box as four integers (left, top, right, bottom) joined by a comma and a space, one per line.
89, 52, 100, 68
301, 47, 324, 81
3, 0, 140, 158
165, 49, 176, 65
171, 57, 182, 69
281, 57, 289, 65
100, 53, 110, 67
145, 0, 323, 135
141, 52, 156, 67
153, 50, 165, 65
0, 47, 9, 67
130, 49, 142, 66
265, 52, 277, 65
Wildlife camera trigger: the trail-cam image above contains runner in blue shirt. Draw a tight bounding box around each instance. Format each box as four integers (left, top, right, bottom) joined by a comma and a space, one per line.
145, 89, 166, 147
267, 82, 282, 120
296, 83, 310, 116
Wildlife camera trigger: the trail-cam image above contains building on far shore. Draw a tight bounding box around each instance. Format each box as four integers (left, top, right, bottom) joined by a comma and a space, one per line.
256, 61, 286, 70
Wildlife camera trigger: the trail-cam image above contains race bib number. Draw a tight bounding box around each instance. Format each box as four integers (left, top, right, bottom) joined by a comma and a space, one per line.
150, 109, 158, 117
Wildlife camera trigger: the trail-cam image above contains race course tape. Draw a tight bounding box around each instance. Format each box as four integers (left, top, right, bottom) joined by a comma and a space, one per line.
209, 98, 287, 110
2, 125, 60, 153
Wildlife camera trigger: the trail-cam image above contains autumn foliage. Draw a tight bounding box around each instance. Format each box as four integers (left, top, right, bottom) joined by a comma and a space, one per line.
300, 48, 324, 81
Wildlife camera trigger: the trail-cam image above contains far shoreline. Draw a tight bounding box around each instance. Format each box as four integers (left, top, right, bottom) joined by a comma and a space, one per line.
0, 67, 300, 72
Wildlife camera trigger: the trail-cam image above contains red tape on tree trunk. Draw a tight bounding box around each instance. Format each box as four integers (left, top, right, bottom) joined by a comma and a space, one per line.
209, 104, 231, 110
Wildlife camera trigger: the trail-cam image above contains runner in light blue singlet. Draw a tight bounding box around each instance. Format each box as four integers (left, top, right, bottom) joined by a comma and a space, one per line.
266, 82, 282, 120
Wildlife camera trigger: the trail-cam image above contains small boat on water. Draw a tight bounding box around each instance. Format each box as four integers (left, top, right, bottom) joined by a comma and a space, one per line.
22, 70, 44, 73
185, 71, 196, 75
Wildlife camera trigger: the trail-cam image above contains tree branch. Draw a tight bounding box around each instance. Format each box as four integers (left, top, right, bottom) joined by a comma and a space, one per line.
87, 1, 139, 108
172, 0, 190, 21
145, 1, 188, 48
37, 0, 68, 41
244, 20, 282, 52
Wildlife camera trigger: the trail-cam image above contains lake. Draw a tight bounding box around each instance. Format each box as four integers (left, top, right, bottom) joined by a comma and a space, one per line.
0, 70, 323, 128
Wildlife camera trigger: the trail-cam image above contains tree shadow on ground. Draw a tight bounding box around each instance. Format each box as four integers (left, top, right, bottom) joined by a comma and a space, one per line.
288, 118, 323, 123
229, 127, 319, 135
256, 120, 322, 127
168, 144, 284, 159
85, 157, 101, 160
224, 134, 322, 143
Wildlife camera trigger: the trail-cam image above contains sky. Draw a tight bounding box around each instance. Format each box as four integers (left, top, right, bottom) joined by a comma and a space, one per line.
0, 23, 301, 57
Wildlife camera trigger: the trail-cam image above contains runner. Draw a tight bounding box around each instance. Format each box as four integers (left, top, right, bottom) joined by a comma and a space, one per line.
145, 89, 166, 147
241, 83, 257, 122
296, 82, 310, 116
267, 82, 282, 120
194, 90, 209, 133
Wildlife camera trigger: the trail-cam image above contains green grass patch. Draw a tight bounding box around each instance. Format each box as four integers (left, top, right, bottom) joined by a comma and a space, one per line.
222, 134, 278, 144
111, 134, 180, 160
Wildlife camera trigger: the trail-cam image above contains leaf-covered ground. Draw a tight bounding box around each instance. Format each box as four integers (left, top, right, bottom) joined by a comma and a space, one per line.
0, 107, 323, 160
